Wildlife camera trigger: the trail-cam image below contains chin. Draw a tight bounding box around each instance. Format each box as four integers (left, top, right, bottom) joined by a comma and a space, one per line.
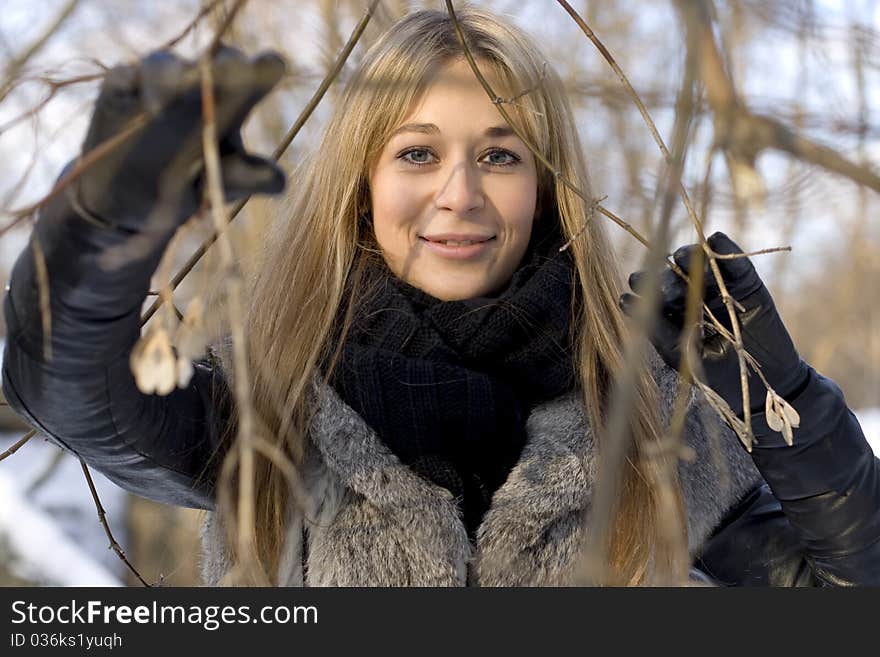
407, 266, 505, 301
418, 280, 484, 302
426, 288, 473, 302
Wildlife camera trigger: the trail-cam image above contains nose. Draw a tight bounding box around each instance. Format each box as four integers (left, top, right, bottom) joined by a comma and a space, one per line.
434, 161, 484, 215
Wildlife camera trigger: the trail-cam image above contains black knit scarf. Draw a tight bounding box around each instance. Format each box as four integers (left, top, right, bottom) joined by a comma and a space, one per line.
325, 218, 578, 538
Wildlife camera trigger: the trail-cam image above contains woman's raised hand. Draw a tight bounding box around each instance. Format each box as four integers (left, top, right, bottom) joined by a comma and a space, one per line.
620, 232, 810, 418
71, 46, 287, 234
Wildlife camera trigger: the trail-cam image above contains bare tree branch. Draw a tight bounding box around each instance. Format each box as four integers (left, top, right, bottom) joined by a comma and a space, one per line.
161, 0, 226, 50
80, 459, 151, 587
691, 0, 880, 193
0, 430, 36, 462
0, 0, 81, 104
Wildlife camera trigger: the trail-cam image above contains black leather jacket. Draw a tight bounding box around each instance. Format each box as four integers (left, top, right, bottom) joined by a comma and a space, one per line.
3, 191, 880, 586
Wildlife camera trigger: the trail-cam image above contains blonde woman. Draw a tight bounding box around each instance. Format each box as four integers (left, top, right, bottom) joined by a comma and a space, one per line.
3, 7, 878, 586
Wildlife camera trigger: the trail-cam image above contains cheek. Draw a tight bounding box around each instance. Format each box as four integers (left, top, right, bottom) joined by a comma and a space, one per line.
488, 176, 538, 230
371, 170, 420, 228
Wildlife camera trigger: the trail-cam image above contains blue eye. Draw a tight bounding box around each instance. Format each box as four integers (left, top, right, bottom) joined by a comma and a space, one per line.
482, 149, 520, 167
396, 147, 521, 168
399, 148, 436, 167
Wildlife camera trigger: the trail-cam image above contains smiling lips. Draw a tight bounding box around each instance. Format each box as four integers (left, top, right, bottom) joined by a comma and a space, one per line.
419, 234, 496, 259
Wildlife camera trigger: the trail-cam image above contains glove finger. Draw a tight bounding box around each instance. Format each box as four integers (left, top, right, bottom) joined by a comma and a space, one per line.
650, 312, 685, 371
97, 64, 140, 111
671, 242, 706, 276
627, 269, 660, 295
215, 48, 286, 97
659, 267, 689, 313
619, 290, 686, 330
629, 268, 689, 316
127, 52, 204, 170
212, 49, 286, 135
619, 291, 639, 319
217, 130, 285, 195
140, 50, 197, 115
707, 231, 763, 301
619, 293, 684, 370
212, 44, 251, 91
707, 231, 750, 279
220, 153, 286, 199
135, 47, 285, 175
82, 64, 142, 150
135, 46, 285, 137
672, 240, 730, 307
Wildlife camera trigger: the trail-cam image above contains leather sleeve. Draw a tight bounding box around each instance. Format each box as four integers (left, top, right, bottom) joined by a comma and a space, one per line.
1, 182, 229, 510
696, 367, 880, 586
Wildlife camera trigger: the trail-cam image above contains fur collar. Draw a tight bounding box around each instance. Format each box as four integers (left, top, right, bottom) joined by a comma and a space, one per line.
200, 357, 762, 586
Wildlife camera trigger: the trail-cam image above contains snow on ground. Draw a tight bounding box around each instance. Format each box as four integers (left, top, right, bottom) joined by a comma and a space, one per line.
855, 408, 880, 458
0, 431, 126, 586
0, 469, 122, 586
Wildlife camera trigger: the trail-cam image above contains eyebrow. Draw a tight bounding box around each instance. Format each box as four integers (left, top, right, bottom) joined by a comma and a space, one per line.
390, 122, 516, 138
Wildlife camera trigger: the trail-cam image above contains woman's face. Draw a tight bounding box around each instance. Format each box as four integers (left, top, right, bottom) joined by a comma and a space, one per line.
369, 58, 539, 301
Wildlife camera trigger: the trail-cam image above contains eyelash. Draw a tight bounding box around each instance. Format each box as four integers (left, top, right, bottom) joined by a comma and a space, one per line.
397, 147, 521, 168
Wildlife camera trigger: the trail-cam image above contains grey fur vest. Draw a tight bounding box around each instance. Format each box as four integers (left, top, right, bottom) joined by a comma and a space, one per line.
199, 357, 762, 586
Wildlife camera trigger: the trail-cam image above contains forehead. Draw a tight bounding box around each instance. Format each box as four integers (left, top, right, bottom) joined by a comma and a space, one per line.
398, 58, 511, 127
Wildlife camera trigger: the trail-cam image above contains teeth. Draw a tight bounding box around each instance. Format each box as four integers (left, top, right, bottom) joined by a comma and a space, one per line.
431, 239, 486, 246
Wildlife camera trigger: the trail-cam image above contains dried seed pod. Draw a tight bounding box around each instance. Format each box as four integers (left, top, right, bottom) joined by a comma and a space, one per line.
765, 391, 784, 432
130, 326, 177, 396
764, 390, 800, 446
176, 297, 208, 361
782, 418, 794, 447
781, 398, 800, 428
176, 356, 194, 388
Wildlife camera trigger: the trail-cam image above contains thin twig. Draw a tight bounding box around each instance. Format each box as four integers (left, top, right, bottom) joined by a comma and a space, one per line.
200, 49, 260, 581
79, 459, 151, 587
0, 73, 103, 137
207, 0, 250, 56
641, 38, 702, 585
712, 246, 791, 259
556, 0, 759, 445
0, 0, 81, 104
0, 430, 35, 462
554, 0, 672, 170
587, 28, 699, 585
678, 1, 754, 443
161, 0, 226, 49
504, 61, 548, 104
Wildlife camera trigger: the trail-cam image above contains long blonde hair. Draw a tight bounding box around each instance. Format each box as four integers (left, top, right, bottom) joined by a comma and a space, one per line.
217, 6, 683, 586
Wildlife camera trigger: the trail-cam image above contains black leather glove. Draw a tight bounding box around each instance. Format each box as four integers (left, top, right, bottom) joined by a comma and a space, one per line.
70, 45, 286, 235
620, 231, 810, 417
